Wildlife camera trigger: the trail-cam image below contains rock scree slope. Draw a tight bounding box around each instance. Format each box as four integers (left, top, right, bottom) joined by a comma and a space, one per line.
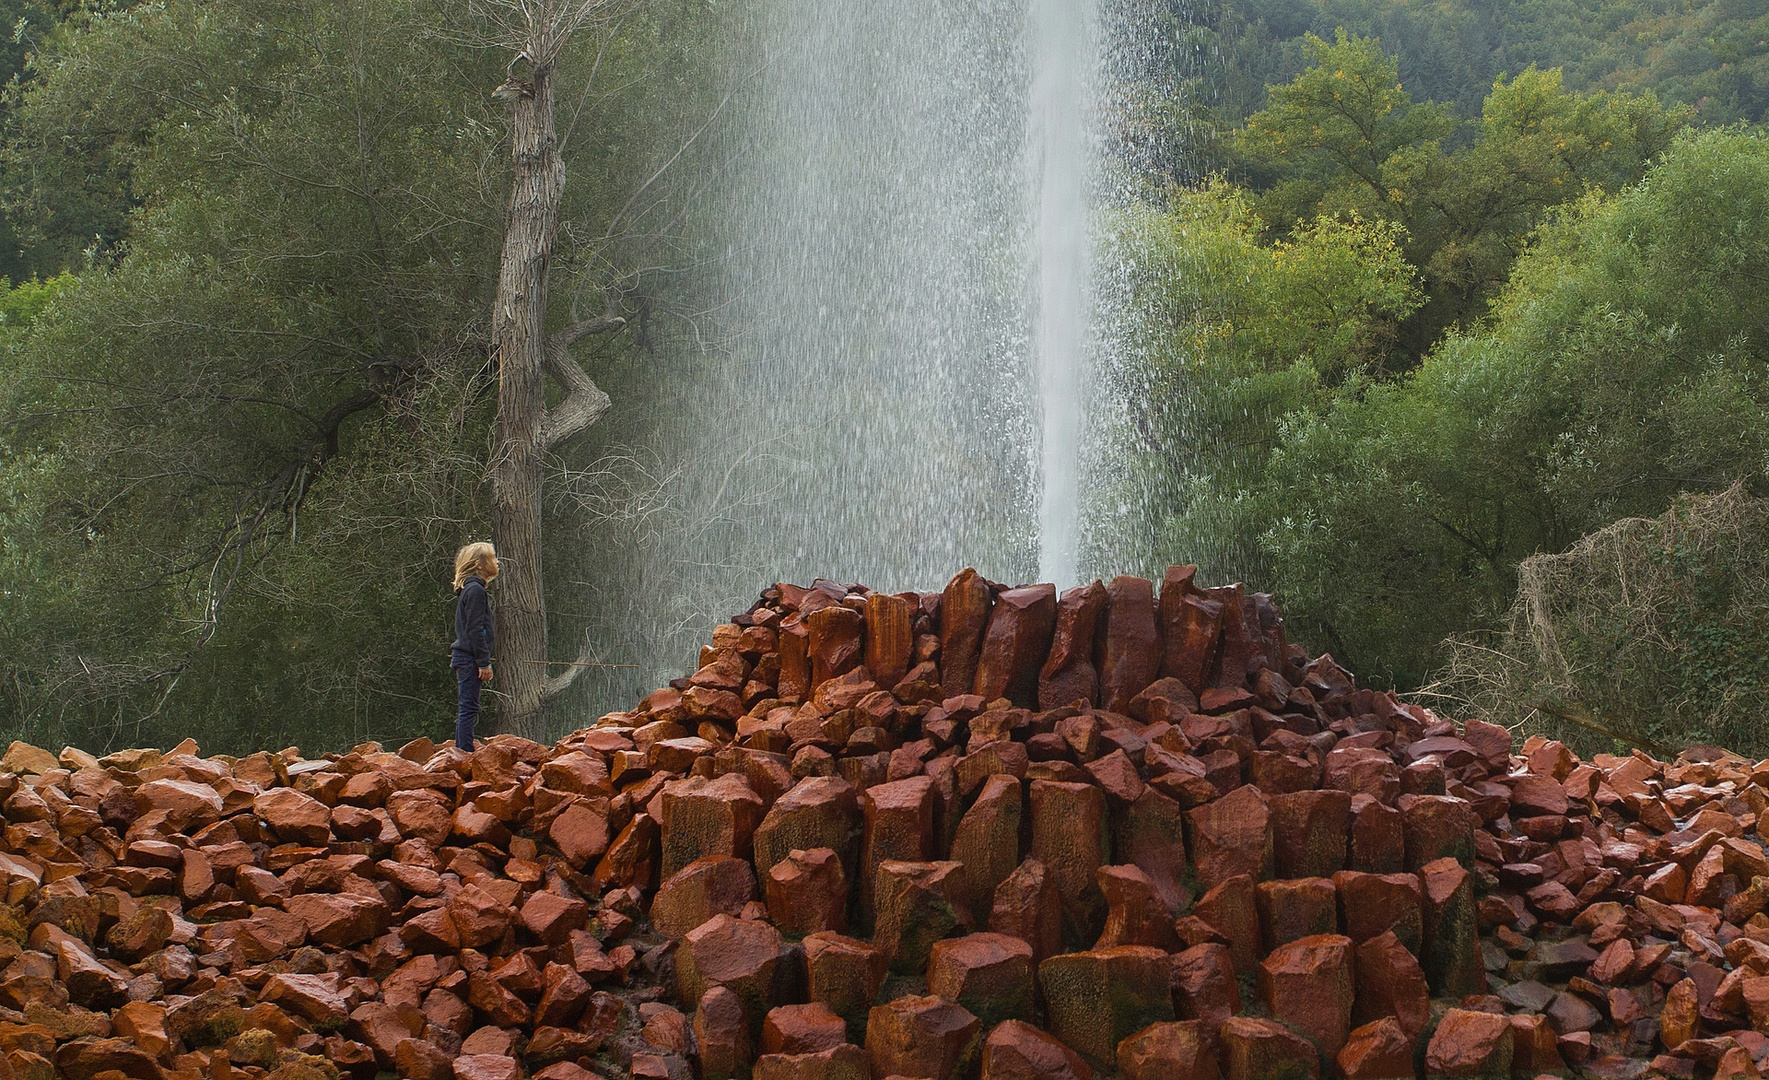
0, 566, 1764, 1080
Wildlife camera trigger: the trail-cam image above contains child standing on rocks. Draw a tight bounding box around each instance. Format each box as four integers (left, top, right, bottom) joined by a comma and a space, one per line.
451, 541, 498, 752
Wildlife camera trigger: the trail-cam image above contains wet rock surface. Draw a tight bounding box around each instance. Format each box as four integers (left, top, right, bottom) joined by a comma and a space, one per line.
1, 566, 1765, 1078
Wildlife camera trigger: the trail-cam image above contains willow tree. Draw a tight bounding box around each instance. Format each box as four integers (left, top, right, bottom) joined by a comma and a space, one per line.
483, 0, 636, 737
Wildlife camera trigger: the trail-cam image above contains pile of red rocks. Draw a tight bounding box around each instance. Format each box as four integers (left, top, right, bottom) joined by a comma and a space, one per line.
2, 567, 1768, 1080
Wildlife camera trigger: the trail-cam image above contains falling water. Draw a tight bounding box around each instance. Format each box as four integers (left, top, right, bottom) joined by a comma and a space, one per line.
1032, 0, 1093, 589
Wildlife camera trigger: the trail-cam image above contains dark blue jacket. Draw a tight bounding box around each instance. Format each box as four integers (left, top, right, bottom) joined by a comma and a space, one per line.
453, 577, 495, 668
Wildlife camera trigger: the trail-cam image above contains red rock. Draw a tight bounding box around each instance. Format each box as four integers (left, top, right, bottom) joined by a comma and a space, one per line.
1508, 1013, 1564, 1076
1510, 774, 1570, 817
253, 787, 332, 845
653, 855, 759, 938
940, 569, 995, 697
1661, 978, 1699, 1049
534, 963, 593, 1028
1337, 1017, 1415, 1079
873, 859, 968, 972
950, 774, 1023, 923
454, 1054, 521, 1080
469, 968, 532, 1026
1399, 795, 1477, 870
520, 888, 590, 945
548, 797, 612, 869
1219, 1016, 1321, 1080
695, 986, 751, 1080
1171, 942, 1242, 1030
1256, 877, 1337, 950
754, 776, 861, 879
1185, 784, 1272, 891
766, 847, 847, 937
864, 593, 915, 690
1349, 794, 1405, 873
1112, 787, 1191, 917
1269, 789, 1351, 879
1085, 748, 1145, 806
1425, 1007, 1513, 1077
1190, 873, 1261, 972
926, 932, 1035, 1029
1333, 870, 1424, 952
661, 774, 766, 878
1259, 933, 1355, 1060
284, 891, 390, 948
763, 1003, 849, 1054
395, 1038, 455, 1080
1419, 856, 1484, 998
1028, 780, 1109, 949
1353, 931, 1431, 1038
1040, 582, 1107, 709
53, 1037, 166, 1080
1038, 946, 1175, 1069
865, 994, 981, 1080
1116, 1019, 1216, 1080
112, 1000, 172, 1061
1159, 567, 1223, 695
1327, 748, 1401, 806
981, 1019, 1092, 1080
444, 883, 513, 950
137, 779, 225, 830
753, 1044, 870, 1080
806, 604, 864, 690
988, 856, 1065, 965
1097, 576, 1161, 714
677, 915, 783, 1023
973, 584, 1058, 707
803, 932, 888, 1038
860, 776, 935, 922
261, 972, 349, 1025
1097, 864, 1181, 950
350, 1001, 423, 1067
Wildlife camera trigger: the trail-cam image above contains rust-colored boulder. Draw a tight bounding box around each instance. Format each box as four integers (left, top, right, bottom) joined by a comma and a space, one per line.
1158, 566, 1222, 694
753, 1043, 869, 1080
973, 584, 1058, 707
1337, 1017, 1415, 1080
988, 856, 1065, 965
661, 774, 767, 878
864, 592, 915, 690
1097, 864, 1181, 950
253, 787, 332, 845
284, 892, 390, 948
950, 774, 1022, 924
1040, 581, 1107, 709
926, 931, 1035, 1028
1171, 942, 1242, 1030
865, 994, 981, 1080
1185, 784, 1272, 891
1038, 946, 1175, 1069
1028, 779, 1109, 948
1268, 789, 1351, 879
763, 1003, 849, 1055
1259, 933, 1355, 1060
1255, 877, 1337, 949
754, 776, 861, 880
676, 915, 783, 1025
1112, 787, 1191, 918
873, 859, 968, 973
520, 888, 590, 945
54, 1037, 166, 1080
1419, 856, 1484, 998
803, 932, 887, 1040
1332, 871, 1423, 953
940, 569, 995, 697
766, 847, 848, 937
653, 855, 759, 938
695, 986, 751, 1080
1424, 1008, 1512, 1078
1218, 1016, 1321, 1080
1189, 873, 1261, 973
1400, 795, 1477, 871
1096, 576, 1161, 714
1349, 794, 1405, 874
806, 604, 864, 690
548, 797, 612, 869
1117, 1019, 1217, 1080
860, 776, 935, 923
1353, 930, 1431, 1038
261, 973, 349, 1026
981, 1020, 1092, 1080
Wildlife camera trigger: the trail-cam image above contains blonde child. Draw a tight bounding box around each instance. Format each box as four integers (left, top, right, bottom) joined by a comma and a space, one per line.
451, 541, 498, 751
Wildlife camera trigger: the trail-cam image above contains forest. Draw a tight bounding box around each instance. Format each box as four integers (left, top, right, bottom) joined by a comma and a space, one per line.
1, 0, 1767, 756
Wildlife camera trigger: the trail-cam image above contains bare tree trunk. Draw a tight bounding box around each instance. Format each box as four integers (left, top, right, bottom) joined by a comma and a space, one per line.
490, 60, 563, 740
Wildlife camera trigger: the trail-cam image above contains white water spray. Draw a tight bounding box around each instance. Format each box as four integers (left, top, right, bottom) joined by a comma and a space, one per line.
1033, 0, 1092, 589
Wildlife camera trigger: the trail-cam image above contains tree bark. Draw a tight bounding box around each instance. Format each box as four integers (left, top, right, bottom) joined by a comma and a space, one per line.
490, 60, 564, 741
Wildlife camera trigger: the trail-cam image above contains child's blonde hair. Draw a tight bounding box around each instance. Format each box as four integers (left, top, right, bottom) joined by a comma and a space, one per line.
453, 541, 497, 591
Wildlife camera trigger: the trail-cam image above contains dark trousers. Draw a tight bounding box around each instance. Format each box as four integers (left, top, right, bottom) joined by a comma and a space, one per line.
453, 660, 481, 752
